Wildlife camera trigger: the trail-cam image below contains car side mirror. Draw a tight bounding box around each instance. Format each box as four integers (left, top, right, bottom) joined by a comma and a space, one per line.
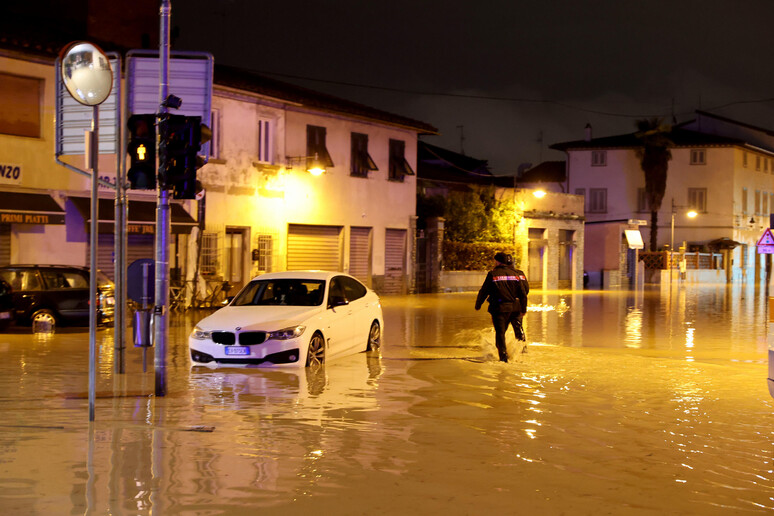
328, 296, 348, 308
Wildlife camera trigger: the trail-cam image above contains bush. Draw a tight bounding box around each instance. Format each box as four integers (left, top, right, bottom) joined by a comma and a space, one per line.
443, 241, 521, 271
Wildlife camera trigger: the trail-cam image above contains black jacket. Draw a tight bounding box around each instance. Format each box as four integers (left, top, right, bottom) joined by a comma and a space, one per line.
475, 264, 529, 314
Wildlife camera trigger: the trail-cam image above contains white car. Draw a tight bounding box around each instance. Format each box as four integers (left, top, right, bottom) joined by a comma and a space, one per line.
189, 271, 383, 367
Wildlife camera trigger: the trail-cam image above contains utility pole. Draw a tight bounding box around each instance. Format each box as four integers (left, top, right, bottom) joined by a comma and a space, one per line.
154, 0, 171, 396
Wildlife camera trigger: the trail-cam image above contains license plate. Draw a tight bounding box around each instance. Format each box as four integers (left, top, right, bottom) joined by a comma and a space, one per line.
0, 311, 10, 320
225, 346, 249, 356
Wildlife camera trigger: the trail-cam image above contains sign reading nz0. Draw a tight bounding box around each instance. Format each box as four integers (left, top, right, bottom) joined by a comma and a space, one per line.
127, 51, 214, 158
55, 54, 121, 156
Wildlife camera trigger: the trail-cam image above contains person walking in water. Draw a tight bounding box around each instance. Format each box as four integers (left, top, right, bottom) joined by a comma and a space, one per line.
475, 252, 529, 362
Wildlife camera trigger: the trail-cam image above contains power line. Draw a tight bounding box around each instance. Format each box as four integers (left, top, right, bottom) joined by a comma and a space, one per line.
251, 68, 774, 121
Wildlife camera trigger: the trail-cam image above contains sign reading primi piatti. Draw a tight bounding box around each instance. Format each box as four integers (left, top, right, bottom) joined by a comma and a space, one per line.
0, 212, 65, 224
0, 163, 22, 185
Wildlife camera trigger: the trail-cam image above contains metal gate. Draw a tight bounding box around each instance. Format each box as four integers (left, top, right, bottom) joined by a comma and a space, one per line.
0, 224, 9, 266
349, 227, 372, 286
287, 224, 342, 271
383, 228, 407, 295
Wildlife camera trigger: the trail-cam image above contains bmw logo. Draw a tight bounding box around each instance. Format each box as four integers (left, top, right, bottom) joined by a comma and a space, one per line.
236, 327, 241, 331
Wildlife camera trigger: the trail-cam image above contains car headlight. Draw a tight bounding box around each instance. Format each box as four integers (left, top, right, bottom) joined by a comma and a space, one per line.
267, 325, 306, 340
191, 326, 212, 340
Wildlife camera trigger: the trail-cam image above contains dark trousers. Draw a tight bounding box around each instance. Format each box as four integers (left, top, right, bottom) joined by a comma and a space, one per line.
491, 311, 525, 362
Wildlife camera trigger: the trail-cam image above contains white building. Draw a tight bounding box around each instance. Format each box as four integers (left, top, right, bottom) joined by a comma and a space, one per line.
197, 66, 436, 294
551, 111, 774, 286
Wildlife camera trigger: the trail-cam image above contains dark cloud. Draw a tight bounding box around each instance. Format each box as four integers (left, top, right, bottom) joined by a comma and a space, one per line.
173, 0, 774, 173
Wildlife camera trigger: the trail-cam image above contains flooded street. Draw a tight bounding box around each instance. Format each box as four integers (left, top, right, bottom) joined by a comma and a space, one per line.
0, 284, 772, 515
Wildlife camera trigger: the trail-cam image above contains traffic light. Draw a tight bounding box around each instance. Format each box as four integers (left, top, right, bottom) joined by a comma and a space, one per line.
127, 114, 156, 189
158, 115, 211, 199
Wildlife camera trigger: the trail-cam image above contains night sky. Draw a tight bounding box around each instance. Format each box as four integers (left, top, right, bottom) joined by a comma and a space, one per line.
172, 0, 774, 175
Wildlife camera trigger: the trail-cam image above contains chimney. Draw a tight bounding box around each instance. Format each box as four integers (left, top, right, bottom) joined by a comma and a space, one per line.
584, 123, 592, 142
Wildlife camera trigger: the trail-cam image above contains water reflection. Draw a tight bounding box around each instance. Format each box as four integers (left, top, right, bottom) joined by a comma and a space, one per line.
0, 286, 772, 513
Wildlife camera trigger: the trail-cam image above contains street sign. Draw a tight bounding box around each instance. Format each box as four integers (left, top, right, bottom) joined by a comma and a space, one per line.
756, 228, 774, 254
126, 51, 213, 157
628, 219, 647, 226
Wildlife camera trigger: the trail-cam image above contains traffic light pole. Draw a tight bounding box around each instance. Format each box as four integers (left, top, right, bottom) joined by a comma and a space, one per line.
154, 0, 171, 397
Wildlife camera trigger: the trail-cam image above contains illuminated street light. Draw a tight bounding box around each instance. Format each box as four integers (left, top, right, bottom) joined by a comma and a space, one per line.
287, 152, 327, 175
533, 189, 546, 199
670, 199, 699, 285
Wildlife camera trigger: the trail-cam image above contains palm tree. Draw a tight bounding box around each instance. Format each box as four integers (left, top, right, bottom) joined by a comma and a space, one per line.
635, 118, 673, 251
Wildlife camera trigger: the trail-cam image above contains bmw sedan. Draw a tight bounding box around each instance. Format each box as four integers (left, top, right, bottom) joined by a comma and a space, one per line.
189, 271, 383, 367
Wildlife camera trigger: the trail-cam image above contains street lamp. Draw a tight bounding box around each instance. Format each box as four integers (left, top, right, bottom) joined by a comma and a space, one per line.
286, 152, 327, 175
670, 198, 698, 284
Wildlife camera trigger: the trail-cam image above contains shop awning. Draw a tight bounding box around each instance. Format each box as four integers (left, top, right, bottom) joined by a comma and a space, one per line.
68, 196, 197, 234
0, 191, 65, 224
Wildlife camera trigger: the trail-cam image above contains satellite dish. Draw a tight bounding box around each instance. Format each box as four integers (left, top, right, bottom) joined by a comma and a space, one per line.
60, 41, 113, 106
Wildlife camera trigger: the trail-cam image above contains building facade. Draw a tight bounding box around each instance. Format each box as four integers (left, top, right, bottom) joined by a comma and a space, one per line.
552, 112, 774, 286
0, 41, 436, 296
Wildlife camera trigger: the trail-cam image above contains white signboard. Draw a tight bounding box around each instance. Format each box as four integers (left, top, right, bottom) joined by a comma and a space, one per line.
55, 53, 120, 156
127, 51, 213, 157
624, 229, 644, 250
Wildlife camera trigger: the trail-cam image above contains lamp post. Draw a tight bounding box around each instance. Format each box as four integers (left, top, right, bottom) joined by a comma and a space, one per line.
670, 198, 698, 286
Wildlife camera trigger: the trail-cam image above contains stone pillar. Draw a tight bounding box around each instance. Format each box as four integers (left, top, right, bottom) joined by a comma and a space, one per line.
427, 217, 445, 293
409, 216, 418, 294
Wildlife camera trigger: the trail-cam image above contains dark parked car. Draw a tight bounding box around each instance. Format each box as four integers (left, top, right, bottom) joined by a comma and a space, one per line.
0, 265, 115, 330
0, 279, 13, 330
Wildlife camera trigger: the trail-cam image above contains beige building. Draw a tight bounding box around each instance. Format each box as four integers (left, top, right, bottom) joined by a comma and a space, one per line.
0, 40, 436, 296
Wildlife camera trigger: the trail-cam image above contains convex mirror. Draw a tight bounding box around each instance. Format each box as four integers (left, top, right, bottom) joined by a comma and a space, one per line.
61, 41, 113, 106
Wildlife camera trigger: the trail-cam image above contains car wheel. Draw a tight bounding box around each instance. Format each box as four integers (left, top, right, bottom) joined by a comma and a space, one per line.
31, 309, 56, 332
366, 321, 381, 352
305, 332, 325, 367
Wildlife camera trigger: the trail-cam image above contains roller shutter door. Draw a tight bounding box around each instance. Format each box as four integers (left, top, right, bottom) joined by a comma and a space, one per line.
349, 227, 372, 286
383, 228, 407, 295
89, 234, 155, 280
0, 224, 9, 266
287, 224, 342, 271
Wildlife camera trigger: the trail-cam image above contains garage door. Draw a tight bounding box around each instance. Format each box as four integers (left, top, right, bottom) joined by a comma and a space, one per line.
384, 228, 407, 295
349, 227, 372, 286
287, 224, 342, 271
89, 234, 155, 280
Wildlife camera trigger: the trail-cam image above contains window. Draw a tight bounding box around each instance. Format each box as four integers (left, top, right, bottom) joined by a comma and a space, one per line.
690, 149, 706, 165
763, 192, 769, 216
756, 155, 761, 171
755, 190, 761, 215
306, 125, 334, 169
637, 188, 651, 212
209, 109, 221, 159
688, 188, 707, 213
743, 152, 748, 168
200, 232, 221, 277
0, 73, 42, 138
257, 118, 272, 164
350, 133, 378, 177
591, 150, 607, 166
388, 139, 414, 182
742, 188, 748, 214
589, 188, 607, 213
255, 234, 273, 273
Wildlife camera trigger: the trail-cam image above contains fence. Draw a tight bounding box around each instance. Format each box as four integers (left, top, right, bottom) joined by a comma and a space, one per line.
640, 251, 723, 270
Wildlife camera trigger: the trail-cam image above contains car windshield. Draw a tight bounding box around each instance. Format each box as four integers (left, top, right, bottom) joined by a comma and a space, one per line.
232, 279, 325, 307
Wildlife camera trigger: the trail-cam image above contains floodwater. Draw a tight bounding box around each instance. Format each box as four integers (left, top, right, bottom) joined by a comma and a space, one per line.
0, 284, 772, 515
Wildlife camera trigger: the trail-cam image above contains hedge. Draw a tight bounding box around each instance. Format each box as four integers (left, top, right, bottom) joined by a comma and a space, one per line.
443, 241, 521, 271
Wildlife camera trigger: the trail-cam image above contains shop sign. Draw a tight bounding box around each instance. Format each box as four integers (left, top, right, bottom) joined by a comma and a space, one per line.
0, 163, 22, 185
0, 212, 65, 224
